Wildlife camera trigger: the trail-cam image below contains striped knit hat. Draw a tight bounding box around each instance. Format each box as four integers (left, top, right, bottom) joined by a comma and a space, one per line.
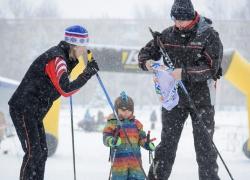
64, 25, 89, 46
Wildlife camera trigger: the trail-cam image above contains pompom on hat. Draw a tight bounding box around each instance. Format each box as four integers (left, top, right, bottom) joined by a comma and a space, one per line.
115, 91, 134, 113
64, 25, 89, 46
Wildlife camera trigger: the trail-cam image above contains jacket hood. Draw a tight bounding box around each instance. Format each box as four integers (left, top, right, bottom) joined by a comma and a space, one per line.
197, 16, 213, 35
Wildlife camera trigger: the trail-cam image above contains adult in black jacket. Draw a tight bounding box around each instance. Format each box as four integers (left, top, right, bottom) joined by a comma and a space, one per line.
138, 0, 223, 179
8, 25, 99, 180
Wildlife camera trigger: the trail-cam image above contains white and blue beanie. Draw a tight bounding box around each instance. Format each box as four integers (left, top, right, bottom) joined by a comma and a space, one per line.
64, 25, 89, 46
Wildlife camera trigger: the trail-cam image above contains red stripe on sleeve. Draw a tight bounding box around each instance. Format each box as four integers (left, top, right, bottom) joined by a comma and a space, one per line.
45, 57, 79, 97
56, 66, 67, 77
203, 51, 213, 67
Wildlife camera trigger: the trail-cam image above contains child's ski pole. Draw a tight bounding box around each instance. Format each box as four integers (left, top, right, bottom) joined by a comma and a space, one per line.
108, 126, 120, 180
147, 131, 155, 169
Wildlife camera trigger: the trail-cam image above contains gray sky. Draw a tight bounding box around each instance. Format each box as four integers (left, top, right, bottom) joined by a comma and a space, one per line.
0, 0, 249, 19
55, 0, 167, 19
54, 0, 248, 19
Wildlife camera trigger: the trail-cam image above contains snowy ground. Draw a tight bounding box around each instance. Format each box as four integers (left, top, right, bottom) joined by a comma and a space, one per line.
0, 105, 249, 180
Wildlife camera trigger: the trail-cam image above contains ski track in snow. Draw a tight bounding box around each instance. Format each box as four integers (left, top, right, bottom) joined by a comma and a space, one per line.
0, 106, 249, 180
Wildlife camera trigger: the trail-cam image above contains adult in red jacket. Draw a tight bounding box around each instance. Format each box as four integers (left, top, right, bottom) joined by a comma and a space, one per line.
138, 0, 223, 179
8, 25, 99, 180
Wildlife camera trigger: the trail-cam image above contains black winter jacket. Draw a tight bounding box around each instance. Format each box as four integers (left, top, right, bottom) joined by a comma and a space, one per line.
9, 41, 91, 114
138, 15, 223, 107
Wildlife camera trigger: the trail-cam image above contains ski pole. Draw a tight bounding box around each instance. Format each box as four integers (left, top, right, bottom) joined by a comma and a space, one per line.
70, 96, 77, 180
149, 151, 155, 170
147, 131, 151, 164
149, 27, 234, 180
147, 131, 155, 169
68, 54, 87, 180
108, 148, 117, 180
108, 126, 120, 180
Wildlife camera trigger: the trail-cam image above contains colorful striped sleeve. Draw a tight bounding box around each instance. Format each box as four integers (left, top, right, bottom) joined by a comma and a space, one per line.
103, 118, 117, 147
134, 120, 147, 148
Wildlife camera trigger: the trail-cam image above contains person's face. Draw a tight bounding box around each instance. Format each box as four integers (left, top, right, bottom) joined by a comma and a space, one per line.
71, 45, 87, 60
118, 108, 133, 119
174, 20, 193, 30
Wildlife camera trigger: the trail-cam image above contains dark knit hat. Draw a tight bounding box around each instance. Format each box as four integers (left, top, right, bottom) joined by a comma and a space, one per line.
115, 92, 134, 113
170, 0, 195, 20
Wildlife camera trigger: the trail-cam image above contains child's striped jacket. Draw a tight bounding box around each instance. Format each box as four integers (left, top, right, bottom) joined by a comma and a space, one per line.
103, 115, 148, 179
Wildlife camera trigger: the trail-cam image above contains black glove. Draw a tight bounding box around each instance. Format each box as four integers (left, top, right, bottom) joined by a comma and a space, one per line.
84, 60, 99, 78
213, 67, 222, 80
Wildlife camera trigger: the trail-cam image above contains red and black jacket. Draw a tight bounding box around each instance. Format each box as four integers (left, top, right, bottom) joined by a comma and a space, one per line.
9, 41, 91, 114
138, 14, 223, 107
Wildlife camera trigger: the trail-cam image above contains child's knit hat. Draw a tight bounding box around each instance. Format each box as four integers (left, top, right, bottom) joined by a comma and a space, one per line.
115, 91, 134, 113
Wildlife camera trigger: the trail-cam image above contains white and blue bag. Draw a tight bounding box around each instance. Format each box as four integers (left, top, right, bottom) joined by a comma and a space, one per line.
152, 63, 179, 110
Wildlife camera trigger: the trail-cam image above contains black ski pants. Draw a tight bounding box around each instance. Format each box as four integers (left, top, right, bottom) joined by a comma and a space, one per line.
9, 106, 48, 180
148, 105, 220, 180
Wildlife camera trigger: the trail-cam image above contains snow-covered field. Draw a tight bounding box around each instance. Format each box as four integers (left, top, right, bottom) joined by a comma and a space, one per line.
0, 105, 249, 180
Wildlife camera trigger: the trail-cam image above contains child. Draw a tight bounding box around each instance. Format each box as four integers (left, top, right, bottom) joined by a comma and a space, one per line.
103, 92, 155, 180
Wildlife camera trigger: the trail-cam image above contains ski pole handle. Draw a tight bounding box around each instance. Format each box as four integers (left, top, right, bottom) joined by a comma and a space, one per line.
147, 131, 157, 142
78, 55, 86, 70
87, 50, 94, 62
147, 130, 151, 142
